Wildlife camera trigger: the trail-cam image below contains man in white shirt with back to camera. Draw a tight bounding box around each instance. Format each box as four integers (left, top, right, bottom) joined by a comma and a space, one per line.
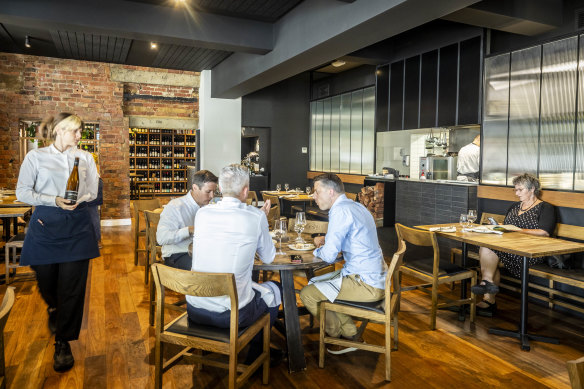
186, 164, 282, 365
457, 134, 480, 181
157, 169, 218, 270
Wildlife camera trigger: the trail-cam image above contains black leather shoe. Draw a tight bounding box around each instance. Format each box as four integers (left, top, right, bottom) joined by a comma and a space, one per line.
48, 308, 57, 335
476, 301, 497, 317
471, 280, 499, 295
53, 340, 74, 372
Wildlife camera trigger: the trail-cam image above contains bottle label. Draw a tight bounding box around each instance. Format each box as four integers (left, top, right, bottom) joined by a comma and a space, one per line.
64, 190, 78, 203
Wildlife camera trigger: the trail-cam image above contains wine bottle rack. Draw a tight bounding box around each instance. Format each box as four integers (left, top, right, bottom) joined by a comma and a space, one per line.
129, 127, 197, 198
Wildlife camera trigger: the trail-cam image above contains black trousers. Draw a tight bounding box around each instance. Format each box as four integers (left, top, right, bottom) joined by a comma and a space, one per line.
32, 259, 90, 342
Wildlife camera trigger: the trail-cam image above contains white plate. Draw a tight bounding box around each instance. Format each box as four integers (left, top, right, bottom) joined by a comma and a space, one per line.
288, 243, 315, 251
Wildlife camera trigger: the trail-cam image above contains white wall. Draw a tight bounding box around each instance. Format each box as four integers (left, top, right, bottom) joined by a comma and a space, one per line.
199, 70, 241, 175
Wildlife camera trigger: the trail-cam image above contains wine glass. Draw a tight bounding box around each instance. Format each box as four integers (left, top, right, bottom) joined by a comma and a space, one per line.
284, 183, 289, 192
276, 184, 281, 192
274, 219, 287, 255
305, 186, 311, 195
467, 209, 477, 226
459, 213, 469, 229
294, 212, 307, 243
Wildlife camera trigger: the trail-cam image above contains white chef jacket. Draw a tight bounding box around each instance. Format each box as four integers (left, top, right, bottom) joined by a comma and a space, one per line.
16, 144, 98, 206
156, 192, 200, 258
457, 143, 480, 175
186, 197, 275, 312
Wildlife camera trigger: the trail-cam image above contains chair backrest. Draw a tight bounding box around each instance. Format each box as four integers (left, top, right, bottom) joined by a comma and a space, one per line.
134, 199, 161, 224
567, 356, 584, 389
267, 205, 280, 226
150, 264, 239, 336
288, 219, 328, 234
262, 193, 280, 208
479, 212, 505, 225
247, 191, 259, 207
384, 245, 405, 311
0, 287, 15, 380
395, 223, 440, 276
144, 210, 161, 254
345, 192, 358, 201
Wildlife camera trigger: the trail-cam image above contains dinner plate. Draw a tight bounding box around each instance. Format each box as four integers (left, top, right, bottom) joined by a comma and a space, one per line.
288, 243, 315, 251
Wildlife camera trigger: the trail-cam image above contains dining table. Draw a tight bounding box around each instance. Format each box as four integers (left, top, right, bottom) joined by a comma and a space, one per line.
261, 190, 314, 216
253, 233, 328, 373
416, 223, 584, 351
0, 206, 33, 242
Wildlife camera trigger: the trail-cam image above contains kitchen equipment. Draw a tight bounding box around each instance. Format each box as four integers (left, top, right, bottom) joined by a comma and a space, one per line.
419, 156, 458, 180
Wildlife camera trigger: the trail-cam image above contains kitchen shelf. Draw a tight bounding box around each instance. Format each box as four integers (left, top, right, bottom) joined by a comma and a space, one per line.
129, 127, 197, 198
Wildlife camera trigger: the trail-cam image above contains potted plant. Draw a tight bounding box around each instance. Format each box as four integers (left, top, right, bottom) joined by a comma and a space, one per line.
25, 123, 39, 150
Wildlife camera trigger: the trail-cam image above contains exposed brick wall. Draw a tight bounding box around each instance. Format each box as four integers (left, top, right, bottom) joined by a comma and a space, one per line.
0, 53, 199, 219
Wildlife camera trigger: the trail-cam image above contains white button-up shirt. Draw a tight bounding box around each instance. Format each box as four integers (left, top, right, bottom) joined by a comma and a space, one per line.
16, 144, 98, 206
186, 197, 275, 312
457, 143, 480, 175
156, 192, 200, 258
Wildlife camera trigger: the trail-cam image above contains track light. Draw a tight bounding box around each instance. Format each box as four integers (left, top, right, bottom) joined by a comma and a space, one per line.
150, 42, 158, 49
331, 60, 346, 67
25, 35, 31, 48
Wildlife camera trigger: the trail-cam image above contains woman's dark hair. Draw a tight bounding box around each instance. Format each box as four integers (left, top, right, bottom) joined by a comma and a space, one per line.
512, 173, 541, 197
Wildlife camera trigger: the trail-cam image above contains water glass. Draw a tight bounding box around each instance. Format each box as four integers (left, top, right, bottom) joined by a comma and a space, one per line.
294, 212, 307, 243
284, 183, 289, 191
459, 213, 469, 229
306, 186, 311, 195
276, 184, 281, 192
467, 209, 477, 225
274, 219, 287, 255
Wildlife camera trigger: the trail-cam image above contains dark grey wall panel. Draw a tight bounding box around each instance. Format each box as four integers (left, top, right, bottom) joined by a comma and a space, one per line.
420, 49, 438, 128
437, 43, 458, 126
389, 60, 404, 131
403, 55, 420, 130
458, 36, 481, 125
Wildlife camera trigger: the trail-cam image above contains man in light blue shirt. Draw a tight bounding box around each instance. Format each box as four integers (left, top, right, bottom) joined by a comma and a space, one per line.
300, 173, 387, 354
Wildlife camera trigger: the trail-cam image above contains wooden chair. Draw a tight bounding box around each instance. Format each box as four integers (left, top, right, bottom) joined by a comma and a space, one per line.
262, 193, 280, 210
567, 356, 584, 389
396, 223, 476, 330
151, 263, 270, 389
133, 199, 161, 266
267, 205, 280, 227
319, 248, 403, 382
246, 191, 259, 207
0, 287, 15, 389
137, 183, 155, 199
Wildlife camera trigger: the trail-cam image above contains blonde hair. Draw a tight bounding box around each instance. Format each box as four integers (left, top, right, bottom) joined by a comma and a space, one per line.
38, 113, 82, 142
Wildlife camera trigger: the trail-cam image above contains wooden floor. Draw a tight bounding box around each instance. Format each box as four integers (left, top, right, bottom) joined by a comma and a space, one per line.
1, 224, 583, 388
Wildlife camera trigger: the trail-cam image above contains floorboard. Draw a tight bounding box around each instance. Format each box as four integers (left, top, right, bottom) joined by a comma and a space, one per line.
0, 224, 582, 388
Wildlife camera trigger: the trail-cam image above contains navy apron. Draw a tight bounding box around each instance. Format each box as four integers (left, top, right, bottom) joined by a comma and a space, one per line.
21, 204, 100, 266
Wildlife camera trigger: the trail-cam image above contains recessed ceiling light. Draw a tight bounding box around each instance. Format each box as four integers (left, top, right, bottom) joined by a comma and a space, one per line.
331, 60, 346, 68
25, 35, 31, 48
150, 42, 158, 49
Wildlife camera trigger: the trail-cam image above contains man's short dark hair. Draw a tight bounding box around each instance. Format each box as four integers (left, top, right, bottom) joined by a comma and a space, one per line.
313, 173, 344, 193
192, 170, 218, 189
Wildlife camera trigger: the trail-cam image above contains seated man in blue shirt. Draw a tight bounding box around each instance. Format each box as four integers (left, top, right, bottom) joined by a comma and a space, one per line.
156, 169, 218, 270
300, 173, 387, 354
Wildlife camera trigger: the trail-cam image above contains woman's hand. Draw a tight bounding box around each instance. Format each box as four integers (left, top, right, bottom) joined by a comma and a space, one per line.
55, 197, 79, 210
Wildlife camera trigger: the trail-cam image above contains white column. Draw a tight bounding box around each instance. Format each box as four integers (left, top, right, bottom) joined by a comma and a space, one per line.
199, 70, 241, 175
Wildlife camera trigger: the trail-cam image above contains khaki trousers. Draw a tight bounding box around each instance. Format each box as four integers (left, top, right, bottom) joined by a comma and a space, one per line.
299, 274, 385, 338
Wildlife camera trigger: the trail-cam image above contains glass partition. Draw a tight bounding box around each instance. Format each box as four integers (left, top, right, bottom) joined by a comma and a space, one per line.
576, 35, 584, 190
539, 36, 577, 190
310, 86, 375, 175
481, 53, 510, 185
507, 46, 541, 182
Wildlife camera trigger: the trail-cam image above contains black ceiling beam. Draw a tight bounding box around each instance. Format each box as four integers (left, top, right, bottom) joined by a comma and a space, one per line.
0, 0, 273, 54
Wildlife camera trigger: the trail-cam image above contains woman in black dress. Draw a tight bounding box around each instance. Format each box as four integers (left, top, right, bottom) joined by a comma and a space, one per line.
471, 173, 556, 316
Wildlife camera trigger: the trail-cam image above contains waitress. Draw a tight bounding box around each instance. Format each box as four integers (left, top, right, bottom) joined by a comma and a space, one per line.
16, 113, 100, 373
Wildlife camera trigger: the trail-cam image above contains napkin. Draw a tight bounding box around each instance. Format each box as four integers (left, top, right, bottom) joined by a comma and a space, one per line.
429, 226, 456, 233
463, 226, 503, 235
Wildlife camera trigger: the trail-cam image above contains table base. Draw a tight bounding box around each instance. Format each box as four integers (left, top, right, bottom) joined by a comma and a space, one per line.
488, 327, 559, 351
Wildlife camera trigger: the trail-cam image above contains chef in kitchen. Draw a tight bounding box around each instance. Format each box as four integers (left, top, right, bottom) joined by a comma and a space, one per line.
457, 134, 480, 181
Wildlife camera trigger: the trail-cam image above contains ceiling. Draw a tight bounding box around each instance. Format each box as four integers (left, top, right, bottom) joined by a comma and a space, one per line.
0, 0, 564, 98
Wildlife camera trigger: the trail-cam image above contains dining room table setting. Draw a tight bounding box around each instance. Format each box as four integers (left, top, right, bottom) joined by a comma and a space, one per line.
416, 221, 584, 351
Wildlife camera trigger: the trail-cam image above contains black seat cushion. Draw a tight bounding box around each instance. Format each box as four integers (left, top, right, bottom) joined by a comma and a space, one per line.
167, 314, 248, 343
405, 257, 469, 277
333, 299, 385, 314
